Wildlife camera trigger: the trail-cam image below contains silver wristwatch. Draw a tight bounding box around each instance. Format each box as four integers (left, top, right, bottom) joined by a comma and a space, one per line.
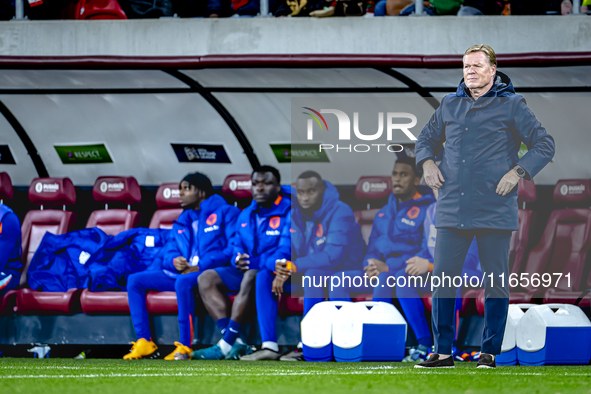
513, 165, 526, 178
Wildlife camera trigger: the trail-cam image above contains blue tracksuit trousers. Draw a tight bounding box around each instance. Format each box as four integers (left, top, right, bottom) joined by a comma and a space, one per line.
127, 270, 201, 346
256, 268, 334, 343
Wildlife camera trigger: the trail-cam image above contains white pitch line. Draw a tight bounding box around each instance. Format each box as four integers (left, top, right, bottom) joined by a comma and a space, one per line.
1, 370, 590, 379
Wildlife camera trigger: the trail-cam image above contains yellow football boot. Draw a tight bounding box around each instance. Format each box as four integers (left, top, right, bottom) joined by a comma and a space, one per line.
164, 341, 193, 360
123, 338, 158, 360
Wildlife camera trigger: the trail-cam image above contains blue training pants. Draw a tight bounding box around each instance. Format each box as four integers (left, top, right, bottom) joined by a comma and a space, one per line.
256, 268, 334, 343
127, 270, 201, 346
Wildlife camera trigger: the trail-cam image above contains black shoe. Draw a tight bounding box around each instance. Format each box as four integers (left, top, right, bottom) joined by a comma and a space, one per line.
414, 354, 455, 369
477, 353, 496, 369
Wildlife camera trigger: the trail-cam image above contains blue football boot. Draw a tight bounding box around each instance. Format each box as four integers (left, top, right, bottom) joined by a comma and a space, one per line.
192, 344, 225, 360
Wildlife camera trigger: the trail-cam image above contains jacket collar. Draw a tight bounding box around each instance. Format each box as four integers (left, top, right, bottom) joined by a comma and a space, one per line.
246, 185, 292, 218
198, 193, 227, 217
456, 71, 515, 99
387, 190, 435, 215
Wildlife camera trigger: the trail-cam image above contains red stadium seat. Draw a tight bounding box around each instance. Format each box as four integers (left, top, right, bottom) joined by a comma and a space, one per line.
278, 295, 304, 318
20, 178, 77, 286
86, 176, 141, 236
17, 178, 79, 315
146, 291, 178, 314
144, 182, 185, 314
352, 293, 374, 302
62, 0, 127, 19
538, 179, 591, 305
149, 183, 183, 229
146, 290, 207, 315
510, 178, 538, 276
222, 174, 252, 209
17, 288, 82, 315
80, 289, 130, 314
0, 172, 13, 202
353, 176, 392, 244
509, 179, 591, 304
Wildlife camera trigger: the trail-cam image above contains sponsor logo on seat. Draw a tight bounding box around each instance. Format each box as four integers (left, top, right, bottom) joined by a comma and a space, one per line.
229, 179, 252, 191
561, 184, 585, 196
163, 188, 180, 199
362, 181, 388, 194
35, 182, 59, 193
100, 182, 125, 193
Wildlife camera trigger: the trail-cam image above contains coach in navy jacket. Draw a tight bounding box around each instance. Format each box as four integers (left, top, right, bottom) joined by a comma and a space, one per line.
415, 45, 555, 367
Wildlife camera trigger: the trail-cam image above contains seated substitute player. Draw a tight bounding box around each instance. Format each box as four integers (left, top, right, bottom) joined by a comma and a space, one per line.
402, 186, 482, 362
244, 171, 366, 361
123, 173, 239, 360
193, 165, 291, 360
329, 158, 435, 344
0, 202, 22, 296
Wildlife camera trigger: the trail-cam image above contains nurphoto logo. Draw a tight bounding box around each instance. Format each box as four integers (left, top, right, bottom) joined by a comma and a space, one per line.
302, 107, 418, 153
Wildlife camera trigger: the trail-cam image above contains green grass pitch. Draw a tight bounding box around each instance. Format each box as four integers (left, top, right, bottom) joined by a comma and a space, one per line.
1, 359, 590, 394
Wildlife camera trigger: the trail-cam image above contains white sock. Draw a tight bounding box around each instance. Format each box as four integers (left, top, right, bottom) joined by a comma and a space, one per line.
219, 339, 232, 355
262, 341, 279, 352
236, 338, 245, 345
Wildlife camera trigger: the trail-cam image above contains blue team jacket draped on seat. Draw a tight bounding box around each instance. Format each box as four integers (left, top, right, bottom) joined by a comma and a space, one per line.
27, 228, 169, 292
86, 228, 170, 291
27, 228, 110, 292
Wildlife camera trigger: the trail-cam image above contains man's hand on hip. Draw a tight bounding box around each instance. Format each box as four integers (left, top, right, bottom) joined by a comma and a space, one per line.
496, 169, 520, 196
423, 160, 445, 189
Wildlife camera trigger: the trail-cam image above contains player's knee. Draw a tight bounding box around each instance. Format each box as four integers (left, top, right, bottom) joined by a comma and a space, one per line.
244, 270, 259, 281
197, 270, 218, 292
127, 273, 142, 292
242, 269, 259, 288
174, 273, 195, 292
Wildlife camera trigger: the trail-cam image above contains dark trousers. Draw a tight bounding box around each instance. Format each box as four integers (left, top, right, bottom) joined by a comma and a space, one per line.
432, 228, 511, 355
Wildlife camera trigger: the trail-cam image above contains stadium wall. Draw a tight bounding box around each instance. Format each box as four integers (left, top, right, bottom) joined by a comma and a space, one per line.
1, 17, 590, 57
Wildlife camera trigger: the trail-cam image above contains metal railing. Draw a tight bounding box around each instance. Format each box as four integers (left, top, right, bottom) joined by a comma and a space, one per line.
9, 0, 587, 20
